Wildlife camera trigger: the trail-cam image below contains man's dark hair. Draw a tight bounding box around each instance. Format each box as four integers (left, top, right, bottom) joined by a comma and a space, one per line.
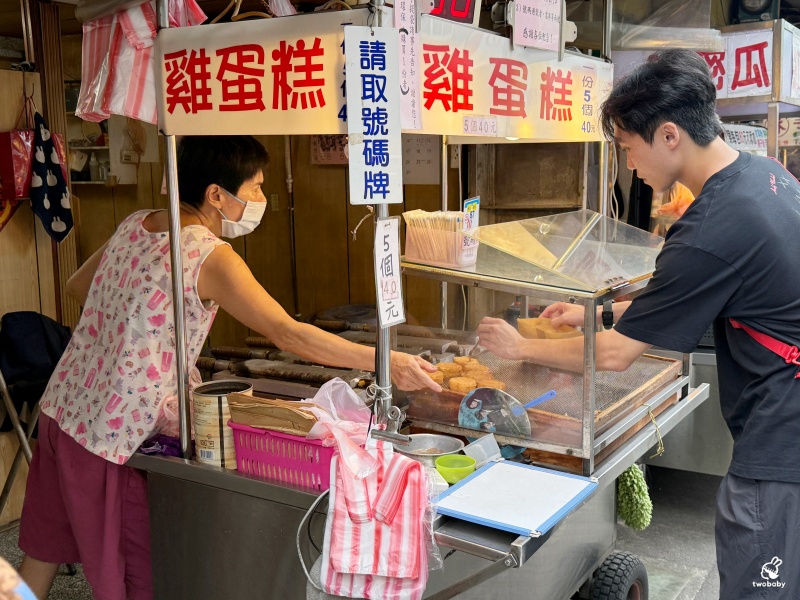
177, 136, 269, 207
600, 49, 723, 147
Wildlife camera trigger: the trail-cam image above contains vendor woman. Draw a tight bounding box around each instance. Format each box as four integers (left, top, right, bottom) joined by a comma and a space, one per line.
17, 135, 442, 600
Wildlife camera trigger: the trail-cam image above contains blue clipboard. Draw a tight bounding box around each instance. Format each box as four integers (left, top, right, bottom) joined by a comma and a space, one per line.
435, 461, 597, 537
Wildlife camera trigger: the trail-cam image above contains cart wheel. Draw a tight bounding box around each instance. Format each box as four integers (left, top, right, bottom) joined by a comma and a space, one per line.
589, 552, 648, 600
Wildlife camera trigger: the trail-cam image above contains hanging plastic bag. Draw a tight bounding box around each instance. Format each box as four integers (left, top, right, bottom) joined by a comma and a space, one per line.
77, 0, 206, 124
0, 96, 35, 200
155, 366, 202, 438
307, 419, 378, 480
302, 377, 372, 424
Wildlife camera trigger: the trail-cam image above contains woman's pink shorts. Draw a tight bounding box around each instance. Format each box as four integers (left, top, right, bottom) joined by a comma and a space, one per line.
19, 414, 153, 600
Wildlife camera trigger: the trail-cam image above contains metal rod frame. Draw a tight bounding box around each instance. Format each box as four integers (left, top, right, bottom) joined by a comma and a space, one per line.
440, 135, 448, 330
767, 102, 780, 159
374, 206, 392, 425
157, 0, 192, 459
19, 0, 35, 65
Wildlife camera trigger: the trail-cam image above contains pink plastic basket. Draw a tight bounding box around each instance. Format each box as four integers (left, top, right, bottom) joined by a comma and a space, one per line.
229, 421, 334, 491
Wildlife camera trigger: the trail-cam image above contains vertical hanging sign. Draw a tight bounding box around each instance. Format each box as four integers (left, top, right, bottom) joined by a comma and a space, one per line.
513, 0, 562, 52
396, 0, 423, 129
346, 26, 403, 205
374, 217, 406, 328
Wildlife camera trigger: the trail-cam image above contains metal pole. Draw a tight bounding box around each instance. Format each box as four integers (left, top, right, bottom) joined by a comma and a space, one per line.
373, 0, 391, 426
375, 204, 392, 425
582, 298, 597, 476
601, 0, 613, 60
598, 142, 610, 217
767, 102, 780, 159
582, 143, 590, 211
165, 136, 191, 458
19, 0, 35, 65
598, 142, 611, 244
440, 135, 448, 330
157, 0, 168, 28
157, 0, 191, 459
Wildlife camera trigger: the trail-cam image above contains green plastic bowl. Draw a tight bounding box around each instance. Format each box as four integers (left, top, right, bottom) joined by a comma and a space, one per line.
435, 454, 476, 484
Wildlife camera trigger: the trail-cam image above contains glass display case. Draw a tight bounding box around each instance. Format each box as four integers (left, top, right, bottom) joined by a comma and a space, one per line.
401, 209, 690, 476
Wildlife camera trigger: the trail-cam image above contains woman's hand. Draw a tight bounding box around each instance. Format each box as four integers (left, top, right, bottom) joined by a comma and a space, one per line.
540, 302, 587, 328
390, 352, 442, 392
476, 317, 525, 360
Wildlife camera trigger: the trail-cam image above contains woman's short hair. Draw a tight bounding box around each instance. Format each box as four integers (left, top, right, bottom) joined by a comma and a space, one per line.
600, 49, 723, 147
177, 135, 269, 207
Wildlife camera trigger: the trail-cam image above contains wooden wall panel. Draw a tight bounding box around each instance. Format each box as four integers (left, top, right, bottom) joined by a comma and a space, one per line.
0, 435, 31, 527
0, 71, 49, 325
34, 219, 57, 320
292, 136, 350, 320
208, 236, 250, 348
41, 2, 81, 328
0, 205, 41, 315
61, 34, 81, 82
247, 136, 296, 317
346, 198, 375, 307
75, 186, 117, 260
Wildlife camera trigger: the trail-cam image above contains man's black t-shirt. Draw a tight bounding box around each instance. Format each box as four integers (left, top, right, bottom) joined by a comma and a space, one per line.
616, 152, 800, 483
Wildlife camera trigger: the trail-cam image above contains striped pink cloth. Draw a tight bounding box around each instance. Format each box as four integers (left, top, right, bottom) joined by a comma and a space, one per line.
77, 0, 205, 124
320, 441, 429, 600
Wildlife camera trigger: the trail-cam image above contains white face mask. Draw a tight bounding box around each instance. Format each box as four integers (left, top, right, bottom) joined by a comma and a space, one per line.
217, 188, 266, 238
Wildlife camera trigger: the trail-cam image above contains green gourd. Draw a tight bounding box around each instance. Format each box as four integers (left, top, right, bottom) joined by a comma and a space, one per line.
617, 464, 652, 530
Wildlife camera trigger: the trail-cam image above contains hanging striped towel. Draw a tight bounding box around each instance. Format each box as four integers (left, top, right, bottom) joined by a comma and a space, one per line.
321, 441, 430, 600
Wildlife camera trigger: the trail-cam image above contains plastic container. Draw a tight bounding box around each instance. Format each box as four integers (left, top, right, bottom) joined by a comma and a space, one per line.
435, 454, 476, 484
230, 421, 334, 491
193, 380, 252, 469
463, 434, 502, 468
404, 226, 478, 269
98, 160, 110, 182
88, 153, 99, 181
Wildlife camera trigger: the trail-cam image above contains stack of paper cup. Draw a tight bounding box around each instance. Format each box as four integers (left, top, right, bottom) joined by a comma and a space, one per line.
192, 380, 252, 469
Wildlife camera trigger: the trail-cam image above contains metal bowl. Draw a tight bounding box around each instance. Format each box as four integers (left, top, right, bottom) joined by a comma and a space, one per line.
394, 434, 465, 468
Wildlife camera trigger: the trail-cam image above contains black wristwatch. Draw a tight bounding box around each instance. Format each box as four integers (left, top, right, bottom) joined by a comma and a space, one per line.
602, 300, 614, 330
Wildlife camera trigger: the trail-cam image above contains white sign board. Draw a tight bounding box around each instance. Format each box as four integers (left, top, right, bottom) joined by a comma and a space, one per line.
725, 31, 773, 98
156, 13, 612, 141
779, 118, 800, 146
156, 11, 369, 135
699, 31, 773, 100
395, 0, 423, 130
345, 26, 403, 205
513, 0, 561, 52
721, 124, 767, 153
402, 134, 440, 184
418, 16, 612, 140
792, 34, 800, 99
462, 196, 479, 250
374, 217, 405, 328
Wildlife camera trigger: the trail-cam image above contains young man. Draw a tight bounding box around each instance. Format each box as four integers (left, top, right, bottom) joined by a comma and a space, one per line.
477, 49, 800, 598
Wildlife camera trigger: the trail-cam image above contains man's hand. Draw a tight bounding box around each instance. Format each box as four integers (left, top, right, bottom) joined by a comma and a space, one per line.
476, 317, 525, 360
540, 302, 586, 328
390, 352, 442, 392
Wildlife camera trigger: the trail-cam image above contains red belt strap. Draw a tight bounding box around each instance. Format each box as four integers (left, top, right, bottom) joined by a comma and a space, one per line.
729, 319, 800, 379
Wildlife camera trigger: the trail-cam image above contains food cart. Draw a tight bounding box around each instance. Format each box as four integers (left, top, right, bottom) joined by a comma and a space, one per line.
125, 2, 710, 599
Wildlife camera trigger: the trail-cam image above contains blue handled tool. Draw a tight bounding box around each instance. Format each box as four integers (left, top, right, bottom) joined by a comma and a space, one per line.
511, 390, 557, 417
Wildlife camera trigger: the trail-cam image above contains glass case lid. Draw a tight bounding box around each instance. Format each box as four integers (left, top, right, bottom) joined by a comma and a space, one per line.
405, 209, 665, 293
